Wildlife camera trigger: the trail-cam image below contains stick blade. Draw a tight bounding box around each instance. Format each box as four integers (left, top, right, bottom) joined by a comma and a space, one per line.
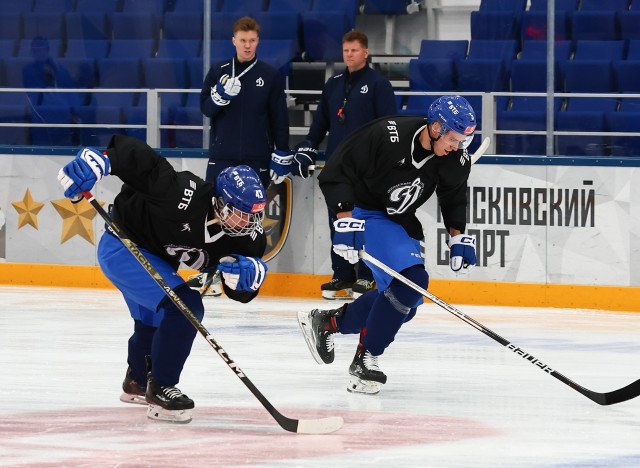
296, 416, 344, 434
599, 377, 640, 406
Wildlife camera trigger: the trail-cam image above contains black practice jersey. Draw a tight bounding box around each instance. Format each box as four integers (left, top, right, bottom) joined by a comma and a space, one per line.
318, 116, 472, 240
105, 135, 266, 301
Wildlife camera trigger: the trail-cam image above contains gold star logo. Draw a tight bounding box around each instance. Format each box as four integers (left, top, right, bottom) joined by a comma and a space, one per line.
11, 189, 45, 229
51, 197, 105, 245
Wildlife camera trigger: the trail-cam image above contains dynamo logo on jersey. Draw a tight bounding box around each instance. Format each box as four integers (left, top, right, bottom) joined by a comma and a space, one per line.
387, 177, 424, 215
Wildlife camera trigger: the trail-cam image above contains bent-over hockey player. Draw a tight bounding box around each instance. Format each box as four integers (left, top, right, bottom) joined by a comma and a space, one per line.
297, 95, 478, 394
57, 135, 268, 423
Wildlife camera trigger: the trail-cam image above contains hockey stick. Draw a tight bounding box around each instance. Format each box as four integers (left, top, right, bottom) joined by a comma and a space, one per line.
471, 137, 490, 164
82, 190, 344, 434
359, 249, 640, 406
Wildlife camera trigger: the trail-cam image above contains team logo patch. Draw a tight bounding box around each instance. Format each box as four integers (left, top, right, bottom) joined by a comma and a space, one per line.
262, 178, 292, 261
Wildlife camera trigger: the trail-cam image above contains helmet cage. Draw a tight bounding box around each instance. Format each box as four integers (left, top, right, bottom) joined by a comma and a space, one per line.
214, 165, 266, 237
214, 197, 265, 237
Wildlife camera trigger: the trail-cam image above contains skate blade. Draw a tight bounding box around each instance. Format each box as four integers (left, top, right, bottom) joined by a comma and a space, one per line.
147, 404, 193, 424
321, 289, 353, 300
296, 311, 325, 365
347, 376, 382, 395
119, 392, 147, 405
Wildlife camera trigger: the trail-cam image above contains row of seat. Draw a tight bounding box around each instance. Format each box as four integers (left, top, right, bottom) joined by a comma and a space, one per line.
479, 0, 637, 12
472, 9, 640, 41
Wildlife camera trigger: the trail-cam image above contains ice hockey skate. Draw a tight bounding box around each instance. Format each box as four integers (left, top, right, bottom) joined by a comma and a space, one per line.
321, 278, 354, 300
119, 366, 147, 405
145, 374, 194, 423
351, 279, 376, 299
297, 307, 344, 364
347, 344, 387, 395
186, 270, 222, 297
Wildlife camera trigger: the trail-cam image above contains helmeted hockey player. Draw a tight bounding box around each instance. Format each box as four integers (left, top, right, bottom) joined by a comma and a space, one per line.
57, 135, 268, 423
297, 95, 478, 394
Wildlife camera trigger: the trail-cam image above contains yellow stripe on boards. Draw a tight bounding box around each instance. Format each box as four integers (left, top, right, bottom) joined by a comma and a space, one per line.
0, 263, 639, 313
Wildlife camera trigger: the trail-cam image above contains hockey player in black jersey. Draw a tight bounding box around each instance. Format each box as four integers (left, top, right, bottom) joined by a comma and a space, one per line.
298, 96, 478, 394
58, 135, 268, 422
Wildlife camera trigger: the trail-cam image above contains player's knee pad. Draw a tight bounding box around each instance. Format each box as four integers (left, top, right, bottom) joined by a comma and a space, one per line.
159, 284, 205, 322
384, 265, 429, 311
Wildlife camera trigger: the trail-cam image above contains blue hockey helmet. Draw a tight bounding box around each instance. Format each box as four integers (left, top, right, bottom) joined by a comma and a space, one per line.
427, 95, 477, 149
214, 165, 266, 236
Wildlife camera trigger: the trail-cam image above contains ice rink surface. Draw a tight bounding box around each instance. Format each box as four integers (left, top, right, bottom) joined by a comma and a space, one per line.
2, 285, 640, 468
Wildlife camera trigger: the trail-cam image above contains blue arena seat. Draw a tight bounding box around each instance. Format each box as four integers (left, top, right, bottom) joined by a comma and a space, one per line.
65, 39, 110, 59
220, 0, 267, 13
56, 57, 97, 99
470, 11, 520, 40
466, 40, 518, 62
418, 40, 468, 61
121, 0, 166, 16
31, 104, 77, 146
457, 60, 510, 92
519, 40, 572, 61
571, 11, 618, 40
0, 39, 17, 58
163, 12, 204, 41
209, 40, 236, 62
111, 12, 159, 42
0, 105, 30, 145
409, 59, 456, 92
573, 40, 625, 61
171, 0, 220, 11
402, 94, 434, 117
479, 0, 527, 12
580, 0, 629, 11
65, 12, 111, 41
497, 111, 548, 155
155, 39, 201, 59
0, 14, 22, 41
75, 0, 120, 12
520, 11, 570, 41
108, 40, 155, 59
619, 12, 640, 41
174, 106, 203, 148
556, 111, 607, 156
362, 0, 411, 14
142, 58, 188, 109
301, 12, 351, 61
268, 0, 312, 11
627, 40, 640, 60
606, 112, 640, 156
76, 105, 124, 147
253, 11, 302, 56
16, 38, 63, 57
96, 58, 142, 107
529, 0, 579, 12
32, 0, 74, 12
0, 1, 33, 13
23, 13, 65, 42
209, 13, 247, 40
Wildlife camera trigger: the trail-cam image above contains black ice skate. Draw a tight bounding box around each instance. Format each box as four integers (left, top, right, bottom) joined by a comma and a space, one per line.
145, 373, 194, 423
351, 279, 376, 299
297, 306, 344, 364
321, 278, 354, 300
186, 270, 222, 297
120, 366, 147, 405
347, 344, 387, 395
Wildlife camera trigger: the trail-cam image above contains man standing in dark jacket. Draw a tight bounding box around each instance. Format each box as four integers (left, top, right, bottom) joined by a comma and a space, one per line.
194, 16, 290, 296
292, 31, 397, 300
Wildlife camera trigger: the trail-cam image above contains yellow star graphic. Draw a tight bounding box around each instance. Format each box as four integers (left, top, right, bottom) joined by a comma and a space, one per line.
11, 189, 45, 229
51, 197, 105, 245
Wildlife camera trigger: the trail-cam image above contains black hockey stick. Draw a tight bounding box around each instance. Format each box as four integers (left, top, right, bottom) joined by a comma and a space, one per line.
82, 190, 344, 434
360, 249, 640, 406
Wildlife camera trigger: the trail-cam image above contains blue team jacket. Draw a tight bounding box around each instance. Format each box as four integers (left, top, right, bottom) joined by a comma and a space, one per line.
306, 65, 397, 160
200, 56, 289, 164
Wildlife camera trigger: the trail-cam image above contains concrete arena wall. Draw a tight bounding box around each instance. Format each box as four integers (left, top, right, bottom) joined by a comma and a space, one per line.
2, 148, 640, 312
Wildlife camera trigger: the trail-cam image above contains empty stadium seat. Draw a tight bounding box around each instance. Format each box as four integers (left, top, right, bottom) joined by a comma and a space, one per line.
580, 0, 629, 10
209, 13, 245, 40
0, 1, 33, 13
156, 39, 201, 59
607, 112, 640, 156
32, 0, 74, 12
457, 60, 510, 92
573, 40, 625, 61
220, 0, 267, 13
108, 40, 156, 59
31, 104, 77, 146
571, 11, 618, 40
520, 11, 570, 41
173, 106, 203, 148
0, 39, 17, 58
75, 0, 120, 12
23, 13, 65, 42
556, 110, 607, 156
253, 11, 301, 55
163, 12, 204, 41
111, 13, 160, 42
529, 0, 579, 12
0, 14, 23, 41
362, 0, 412, 14
65, 12, 111, 41
209, 40, 236, 62
619, 12, 640, 41
16, 38, 63, 58
0, 105, 30, 145
121, 0, 166, 16
409, 59, 456, 92
402, 94, 434, 117
268, 0, 312, 11
171, 0, 219, 11
96, 58, 142, 107
302, 0, 359, 61
470, 11, 520, 40
142, 58, 188, 108
498, 111, 548, 155
65, 39, 110, 59
479, 0, 527, 12
76, 105, 124, 147
466, 40, 518, 61
519, 40, 572, 61
418, 40, 468, 61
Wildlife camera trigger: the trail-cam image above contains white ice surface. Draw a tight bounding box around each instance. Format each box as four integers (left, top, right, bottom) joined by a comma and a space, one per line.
1, 286, 640, 467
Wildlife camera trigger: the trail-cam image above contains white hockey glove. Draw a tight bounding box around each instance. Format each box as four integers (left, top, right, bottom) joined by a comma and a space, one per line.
447, 233, 477, 276
291, 140, 318, 179
269, 149, 293, 184
332, 217, 365, 264
210, 74, 241, 106
218, 255, 267, 292
57, 147, 110, 199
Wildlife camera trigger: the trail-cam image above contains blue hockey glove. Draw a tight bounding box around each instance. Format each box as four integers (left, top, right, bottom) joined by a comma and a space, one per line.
211, 74, 241, 106
447, 233, 477, 275
57, 147, 110, 199
332, 217, 365, 264
291, 141, 317, 179
218, 255, 268, 291
269, 149, 293, 184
